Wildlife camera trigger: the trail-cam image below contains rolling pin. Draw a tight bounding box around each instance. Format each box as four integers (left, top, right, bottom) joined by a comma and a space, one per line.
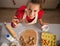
4, 22, 19, 41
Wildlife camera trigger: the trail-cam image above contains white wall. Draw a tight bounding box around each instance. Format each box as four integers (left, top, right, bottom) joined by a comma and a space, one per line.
0, 0, 29, 8
0, 0, 59, 9
42, 0, 59, 9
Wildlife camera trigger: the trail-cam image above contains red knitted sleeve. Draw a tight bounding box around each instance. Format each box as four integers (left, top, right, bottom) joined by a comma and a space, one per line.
15, 6, 26, 19
38, 10, 44, 19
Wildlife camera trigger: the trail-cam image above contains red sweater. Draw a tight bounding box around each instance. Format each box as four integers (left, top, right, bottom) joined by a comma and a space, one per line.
15, 6, 44, 22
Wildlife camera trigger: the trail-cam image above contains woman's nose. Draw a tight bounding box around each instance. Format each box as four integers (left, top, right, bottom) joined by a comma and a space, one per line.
30, 11, 34, 16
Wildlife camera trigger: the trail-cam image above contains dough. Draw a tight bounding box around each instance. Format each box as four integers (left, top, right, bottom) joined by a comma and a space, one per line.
19, 29, 37, 46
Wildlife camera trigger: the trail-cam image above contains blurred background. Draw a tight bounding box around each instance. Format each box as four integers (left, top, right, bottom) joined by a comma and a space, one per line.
0, 0, 60, 23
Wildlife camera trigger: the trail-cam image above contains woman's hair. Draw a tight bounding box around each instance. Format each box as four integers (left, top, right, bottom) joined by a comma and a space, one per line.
27, 0, 45, 9
30, 0, 42, 4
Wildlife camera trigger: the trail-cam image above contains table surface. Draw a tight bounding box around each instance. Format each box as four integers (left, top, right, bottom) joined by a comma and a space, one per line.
0, 23, 60, 46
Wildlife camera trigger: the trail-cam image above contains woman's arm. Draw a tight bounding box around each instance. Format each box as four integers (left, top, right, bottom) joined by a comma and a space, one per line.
38, 19, 48, 26
11, 16, 20, 28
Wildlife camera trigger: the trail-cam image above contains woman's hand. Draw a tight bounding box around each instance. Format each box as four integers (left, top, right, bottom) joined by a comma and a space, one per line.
41, 24, 49, 31
38, 19, 49, 31
11, 16, 20, 28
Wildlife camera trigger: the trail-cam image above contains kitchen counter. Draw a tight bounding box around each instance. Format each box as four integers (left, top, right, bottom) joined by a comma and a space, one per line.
0, 23, 60, 46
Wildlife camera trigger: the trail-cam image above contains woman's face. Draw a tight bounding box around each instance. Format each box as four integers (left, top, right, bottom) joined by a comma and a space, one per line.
26, 3, 40, 19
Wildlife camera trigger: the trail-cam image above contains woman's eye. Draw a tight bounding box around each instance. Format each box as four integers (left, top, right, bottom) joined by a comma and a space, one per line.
29, 9, 31, 11
34, 10, 37, 12
28, 9, 32, 12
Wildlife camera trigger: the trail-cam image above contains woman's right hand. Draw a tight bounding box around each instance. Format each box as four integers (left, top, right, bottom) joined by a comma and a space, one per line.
11, 16, 20, 28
